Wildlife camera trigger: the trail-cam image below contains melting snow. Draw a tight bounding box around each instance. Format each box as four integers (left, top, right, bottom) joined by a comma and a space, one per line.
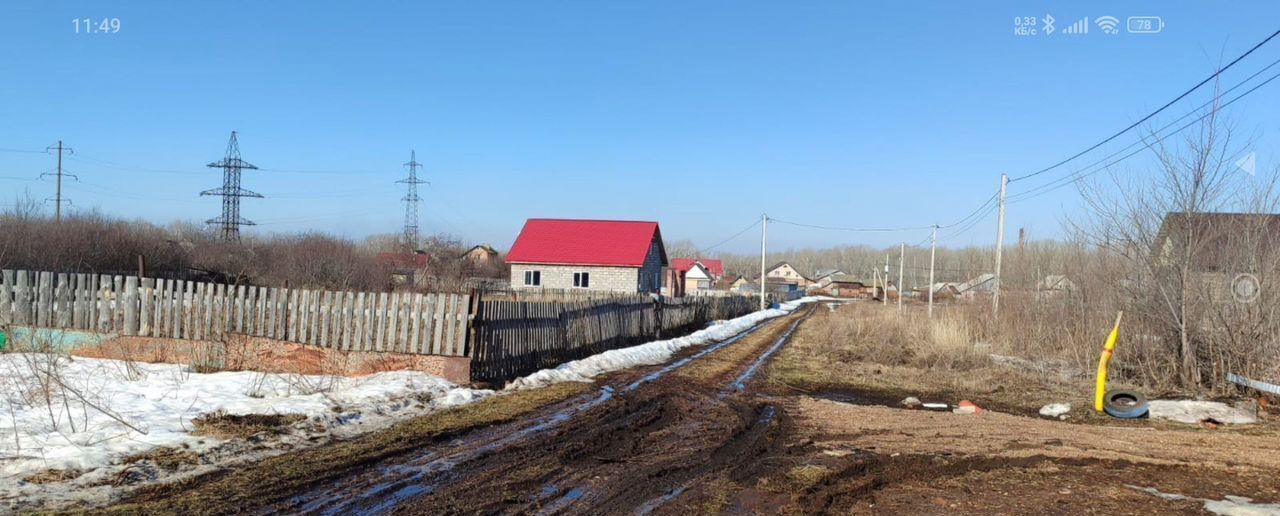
506, 297, 819, 390
0, 354, 490, 481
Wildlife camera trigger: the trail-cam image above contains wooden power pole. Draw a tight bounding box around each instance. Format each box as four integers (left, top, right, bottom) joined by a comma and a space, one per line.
993, 173, 1008, 317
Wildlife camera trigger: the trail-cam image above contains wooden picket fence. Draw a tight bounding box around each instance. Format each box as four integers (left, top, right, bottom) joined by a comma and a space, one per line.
469, 294, 757, 383
1, 268, 759, 383
0, 269, 471, 356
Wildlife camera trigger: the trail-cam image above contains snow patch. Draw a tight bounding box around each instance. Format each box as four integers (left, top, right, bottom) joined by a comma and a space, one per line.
1147, 400, 1257, 425
0, 353, 490, 483
505, 297, 819, 390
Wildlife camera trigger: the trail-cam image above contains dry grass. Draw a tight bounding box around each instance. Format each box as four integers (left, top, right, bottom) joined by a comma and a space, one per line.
23, 468, 84, 485
122, 447, 202, 472
103, 381, 591, 514
673, 313, 798, 384
785, 464, 833, 488
191, 410, 308, 439
698, 477, 740, 514
770, 303, 1102, 418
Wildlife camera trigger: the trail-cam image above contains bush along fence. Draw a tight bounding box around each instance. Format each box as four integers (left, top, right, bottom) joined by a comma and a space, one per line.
468, 294, 757, 384
0, 269, 759, 383
0, 270, 471, 356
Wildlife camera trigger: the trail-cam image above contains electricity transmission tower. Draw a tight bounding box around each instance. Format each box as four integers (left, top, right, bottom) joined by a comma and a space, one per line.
201, 131, 261, 241
396, 150, 428, 250
41, 140, 76, 222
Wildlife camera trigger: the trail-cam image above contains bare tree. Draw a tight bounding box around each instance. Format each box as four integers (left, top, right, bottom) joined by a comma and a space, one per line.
1074, 98, 1277, 390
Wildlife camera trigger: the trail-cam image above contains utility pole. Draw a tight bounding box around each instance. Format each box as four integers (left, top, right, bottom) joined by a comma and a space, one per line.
883, 254, 889, 306
898, 243, 905, 313
201, 131, 261, 241
993, 173, 1009, 317
397, 150, 429, 250
759, 213, 768, 311
928, 224, 938, 318
42, 141, 75, 222
871, 268, 878, 301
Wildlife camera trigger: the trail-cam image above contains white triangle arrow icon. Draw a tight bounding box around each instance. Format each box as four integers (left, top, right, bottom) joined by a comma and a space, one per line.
1236, 152, 1257, 176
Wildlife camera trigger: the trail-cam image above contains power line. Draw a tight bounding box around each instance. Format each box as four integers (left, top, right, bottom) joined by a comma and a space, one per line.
65, 154, 203, 175
0, 147, 46, 154
940, 202, 998, 241
1009, 65, 1280, 204
258, 167, 383, 175
768, 218, 934, 233
937, 190, 1000, 229
702, 218, 762, 252
1009, 29, 1280, 183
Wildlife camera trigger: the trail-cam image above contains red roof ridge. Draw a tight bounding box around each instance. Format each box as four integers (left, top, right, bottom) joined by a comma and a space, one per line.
506, 218, 666, 268
525, 217, 660, 224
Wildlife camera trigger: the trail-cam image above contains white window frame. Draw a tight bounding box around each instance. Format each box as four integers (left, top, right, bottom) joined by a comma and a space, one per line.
573, 271, 590, 289
524, 270, 542, 287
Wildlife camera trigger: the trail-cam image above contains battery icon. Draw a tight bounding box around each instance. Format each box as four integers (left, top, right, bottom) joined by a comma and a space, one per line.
1127, 16, 1164, 34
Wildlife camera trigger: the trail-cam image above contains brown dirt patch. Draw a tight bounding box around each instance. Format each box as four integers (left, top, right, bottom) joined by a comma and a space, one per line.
790, 396, 1280, 472
191, 410, 308, 439
23, 468, 84, 485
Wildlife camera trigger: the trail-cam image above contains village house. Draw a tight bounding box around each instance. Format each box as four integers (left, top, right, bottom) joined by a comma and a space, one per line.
505, 218, 668, 293
955, 273, 996, 300
1152, 212, 1280, 303
765, 261, 812, 288
375, 251, 429, 285
462, 244, 500, 265
817, 274, 876, 299
716, 273, 742, 290
728, 276, 753, 293
813, 269, 847, 287
665, 258, 726, 296
1035, 274, 1077, 298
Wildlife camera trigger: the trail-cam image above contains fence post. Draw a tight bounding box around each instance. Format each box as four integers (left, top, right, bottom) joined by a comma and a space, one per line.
465, 289, 480, 358
653, 295, 664, 340
0, 270, 13, 326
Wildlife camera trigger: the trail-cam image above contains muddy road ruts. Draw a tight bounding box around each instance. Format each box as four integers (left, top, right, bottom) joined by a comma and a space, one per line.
264, 304, 820, 515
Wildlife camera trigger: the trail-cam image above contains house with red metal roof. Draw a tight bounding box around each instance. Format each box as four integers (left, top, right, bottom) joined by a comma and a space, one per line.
666, 258, 726, 296
505, 219, 668, 293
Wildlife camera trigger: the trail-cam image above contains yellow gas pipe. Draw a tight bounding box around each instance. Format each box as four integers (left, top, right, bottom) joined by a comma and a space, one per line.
1094, 312, 1124, 412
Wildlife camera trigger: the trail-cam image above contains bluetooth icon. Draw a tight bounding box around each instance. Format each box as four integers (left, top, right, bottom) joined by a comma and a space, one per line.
1042, 14, 1056, 35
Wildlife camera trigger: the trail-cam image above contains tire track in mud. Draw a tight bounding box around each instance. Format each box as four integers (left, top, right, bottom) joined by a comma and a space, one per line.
390, 305, 817, 515
269, 305, 818, 515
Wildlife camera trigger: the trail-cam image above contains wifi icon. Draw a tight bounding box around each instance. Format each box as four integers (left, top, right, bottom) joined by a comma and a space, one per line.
1096, 16, 1120, 34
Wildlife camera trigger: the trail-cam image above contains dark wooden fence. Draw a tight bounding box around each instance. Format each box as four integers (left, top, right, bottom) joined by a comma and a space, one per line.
469, 294, 757, 384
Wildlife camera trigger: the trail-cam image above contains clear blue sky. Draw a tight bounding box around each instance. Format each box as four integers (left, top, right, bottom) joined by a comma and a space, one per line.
2, 1, 1279, 253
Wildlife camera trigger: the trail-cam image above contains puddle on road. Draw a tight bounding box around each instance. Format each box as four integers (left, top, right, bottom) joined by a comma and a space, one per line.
721, 316, 805, 397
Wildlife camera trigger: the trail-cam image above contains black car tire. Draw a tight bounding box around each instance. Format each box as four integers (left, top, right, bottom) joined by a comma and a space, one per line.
1103, 389, 1149, 419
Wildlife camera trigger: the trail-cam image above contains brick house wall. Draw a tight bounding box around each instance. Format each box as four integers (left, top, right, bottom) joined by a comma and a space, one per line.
511, 263, 639, 292
510, 238, 665, 294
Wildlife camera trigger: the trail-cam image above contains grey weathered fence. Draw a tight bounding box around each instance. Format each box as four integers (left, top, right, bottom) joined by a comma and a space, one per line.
0, 269, 471, 356
469, 294, 757, 383
2, 268, 760, 382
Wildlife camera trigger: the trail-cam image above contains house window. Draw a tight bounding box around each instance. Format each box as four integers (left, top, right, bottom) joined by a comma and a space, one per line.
573, 272, 590, 288
524, 270, 541, 287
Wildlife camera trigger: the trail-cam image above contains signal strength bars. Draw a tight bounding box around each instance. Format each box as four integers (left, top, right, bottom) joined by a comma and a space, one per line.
1062, 17, 1089, 35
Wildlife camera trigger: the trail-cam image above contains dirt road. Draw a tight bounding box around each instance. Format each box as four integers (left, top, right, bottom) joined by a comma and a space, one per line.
116, 302, 1280, 515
